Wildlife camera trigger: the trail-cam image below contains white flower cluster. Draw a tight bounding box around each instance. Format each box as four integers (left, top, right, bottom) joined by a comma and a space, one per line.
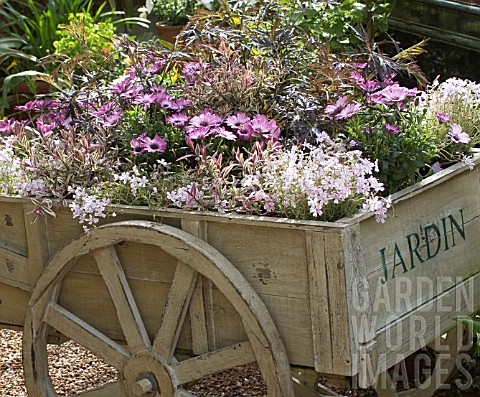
67, 186, 112, 232
0, 137, 29, 195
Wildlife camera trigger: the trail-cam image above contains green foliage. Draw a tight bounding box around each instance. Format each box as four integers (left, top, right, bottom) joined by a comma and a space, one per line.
53, 12, 116, 58
151, 0, 199, 26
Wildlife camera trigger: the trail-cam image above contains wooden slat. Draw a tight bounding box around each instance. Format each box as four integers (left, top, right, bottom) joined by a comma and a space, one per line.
44, 302, 130, 369
305, 230, 333, 374
181, 219, 210, 355
93, 246, 151, 352
23, 203, 50, 286
0, 246, 31, 289
172, 341, 255, 385
324, 231, 351, 376
152, 261, 197, 362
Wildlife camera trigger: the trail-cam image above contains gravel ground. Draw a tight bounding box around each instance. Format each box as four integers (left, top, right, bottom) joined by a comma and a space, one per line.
1, 328, 477, 397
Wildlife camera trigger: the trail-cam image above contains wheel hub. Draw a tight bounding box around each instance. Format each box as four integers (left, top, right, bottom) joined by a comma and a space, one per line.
123, 352, 176, 397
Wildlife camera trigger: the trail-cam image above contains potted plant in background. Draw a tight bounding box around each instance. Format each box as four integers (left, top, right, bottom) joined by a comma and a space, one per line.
139, 0, 215, 45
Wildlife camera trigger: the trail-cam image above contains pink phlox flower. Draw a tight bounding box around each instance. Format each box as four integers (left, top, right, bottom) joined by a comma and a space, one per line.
144, 134, 167, 153
103, 109, 122, 128
436, 112, 451, 123
431, 161, 442, 173
133, 93, 158, 106
324, 96, 348, 115
225, 113, 251, 129
93, 102, 116, 117
448, 123, 471, 144
335, 103, 362, 120
384, 123, 400, 134
166, 113, 190, 126
130, 133, 147, 155
215, 126, 237, 141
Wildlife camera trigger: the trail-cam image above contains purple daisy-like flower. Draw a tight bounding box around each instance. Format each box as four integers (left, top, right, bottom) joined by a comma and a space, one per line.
120, 85, 143, 99
130, 134, 147, 155
448, 123, 471, 144
133, 93, 158, 106
111, 78, 133, 94
436, 113, 451, 123
246, 114, 280, 139
189, 112, 223, 129
324, 96, 348, 115
378, 84, 409, 102
151, 85, 167, 95
93, 102, 116, 117
175, 98, 192, 110
144, 134, 167, 153
147, 59, 166, 74
103, 109, 122, 128
335, 103, 362, 120
187, 125, 212, 140
236, 126, 253, 141
0, 118, 21, 135
384, 123, 400, 134
166, 113, 190, 126
215, 126, 237, 141
225, 113, 251, 129
431, 162, 442, 174
156, 93, 177, 110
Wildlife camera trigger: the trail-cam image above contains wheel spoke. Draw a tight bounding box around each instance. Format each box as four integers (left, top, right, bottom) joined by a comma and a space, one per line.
152, 261, 197, 362
172, 341, 255, 385
74, 381, 126, 397
93, 246, 151, 352
44, 302, 130, 369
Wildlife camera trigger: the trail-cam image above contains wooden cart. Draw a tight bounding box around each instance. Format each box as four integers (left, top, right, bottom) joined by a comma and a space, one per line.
1, 153, 480, 397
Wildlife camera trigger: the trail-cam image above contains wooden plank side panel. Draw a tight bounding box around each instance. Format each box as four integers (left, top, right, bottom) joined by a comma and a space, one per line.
324, 231, 351, 376
0, 201, 28, 254
23, 204, 50, 286
359, 166, 480, 331
0, 281, 30, 327
0, 247, 31, 290
305, 230, 333, 374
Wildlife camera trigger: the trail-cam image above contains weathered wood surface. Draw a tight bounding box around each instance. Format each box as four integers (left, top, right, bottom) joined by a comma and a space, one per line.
1, 152, 479, 385
22, 221, 295, 397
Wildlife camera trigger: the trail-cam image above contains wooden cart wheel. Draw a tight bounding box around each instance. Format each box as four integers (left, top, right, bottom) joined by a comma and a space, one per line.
23, 220, 294, 397
374, 326, 469, 397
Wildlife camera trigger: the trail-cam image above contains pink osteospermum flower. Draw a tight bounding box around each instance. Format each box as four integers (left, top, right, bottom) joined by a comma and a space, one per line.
215, 126, 237, 141
133, 93, 158, 106
189, 112, 223, 129
448, 123, 471, 144
225, 113, 251, 129
103, 109, 122, 128
335, 103, 362, 120
130, 133, 147, 155
93, 102, 116, 117
324, 96, 348, 115
384, 123, 400, 134
245, 114, 280, 139
166, 113, 190, 126
144, 134, 167, 153
436, 112, 451, 123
